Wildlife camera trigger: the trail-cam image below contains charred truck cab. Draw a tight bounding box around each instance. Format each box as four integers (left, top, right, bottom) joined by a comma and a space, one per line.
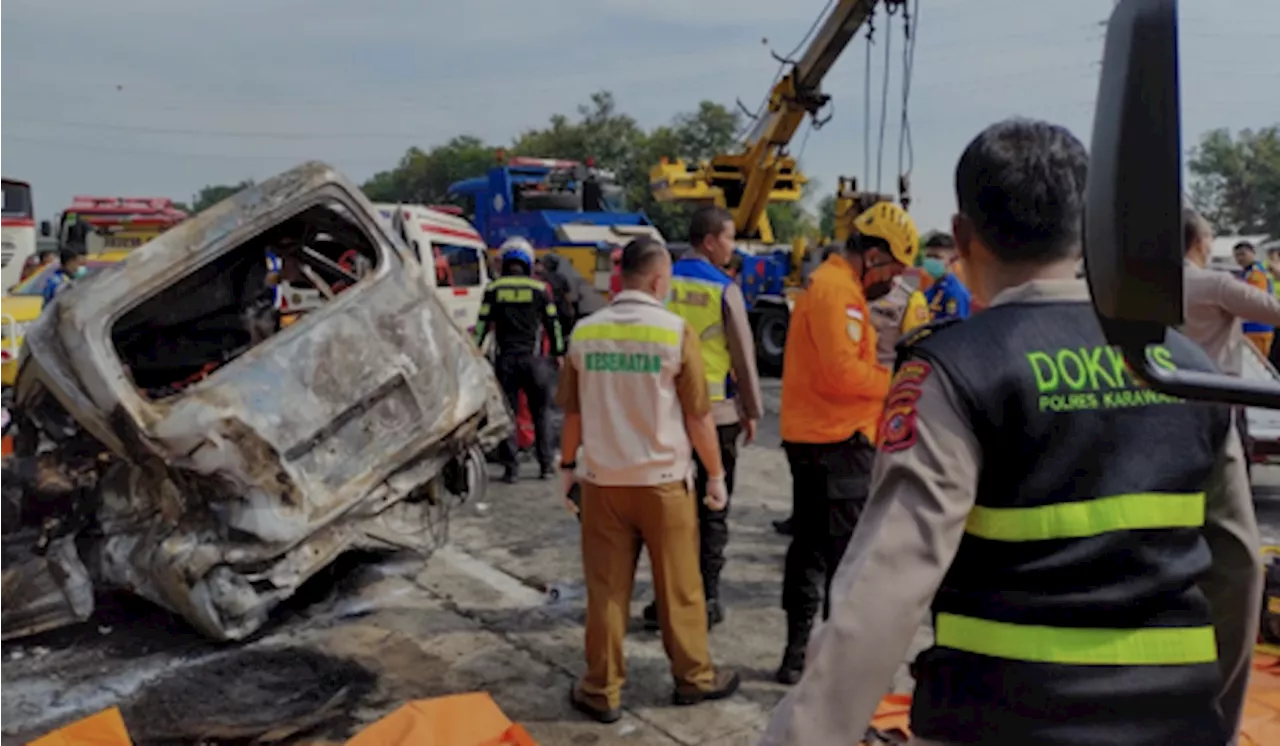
3, 163, 510, 641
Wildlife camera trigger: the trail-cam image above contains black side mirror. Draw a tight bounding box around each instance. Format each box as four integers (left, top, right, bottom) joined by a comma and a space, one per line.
1085, 0, 1280, 408
39, 220, 51, 237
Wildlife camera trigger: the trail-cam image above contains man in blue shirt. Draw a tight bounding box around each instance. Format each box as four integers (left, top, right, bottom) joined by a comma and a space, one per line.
42, 249, 88, 308
922, 233, 971, 323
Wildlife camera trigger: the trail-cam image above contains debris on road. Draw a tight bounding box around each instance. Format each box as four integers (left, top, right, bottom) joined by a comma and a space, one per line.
1, 162, 512, 642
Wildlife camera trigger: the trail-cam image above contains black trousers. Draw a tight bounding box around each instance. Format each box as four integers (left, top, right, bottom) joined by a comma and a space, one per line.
781, 435, 875, 623
496, 354, 555, 470
693, 422, 741, 600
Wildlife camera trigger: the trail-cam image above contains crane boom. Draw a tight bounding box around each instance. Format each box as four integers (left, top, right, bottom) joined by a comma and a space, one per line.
744, 0, 878, 148
650, 0, 889, 243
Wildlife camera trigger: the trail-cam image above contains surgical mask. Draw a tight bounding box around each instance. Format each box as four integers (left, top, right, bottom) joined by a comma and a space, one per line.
72, 266, 89, 279
922, 257, 947, 280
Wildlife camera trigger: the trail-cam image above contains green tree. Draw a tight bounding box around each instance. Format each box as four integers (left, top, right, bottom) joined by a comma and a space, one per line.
1188, 126, 1280, 235
352, 93, 758, 242
766, 202, 818, 243
191, 180, 254, 214
634, 101, 743, 240
817, 194, 837, 239
362, 135, 495, 205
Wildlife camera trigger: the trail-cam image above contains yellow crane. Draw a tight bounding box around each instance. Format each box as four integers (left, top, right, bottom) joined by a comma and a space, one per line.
648, 0, 907, 245
648, 0, 912, 370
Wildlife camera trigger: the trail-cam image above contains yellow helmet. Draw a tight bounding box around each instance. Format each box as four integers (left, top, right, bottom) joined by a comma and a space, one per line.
852, 201, 919, 267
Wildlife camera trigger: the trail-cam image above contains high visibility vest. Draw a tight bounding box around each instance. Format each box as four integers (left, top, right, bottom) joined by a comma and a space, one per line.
902, 300, 1231, 746
569, 291, 690, 486
667, 257, 734, 402
1243, 262, 1275, 334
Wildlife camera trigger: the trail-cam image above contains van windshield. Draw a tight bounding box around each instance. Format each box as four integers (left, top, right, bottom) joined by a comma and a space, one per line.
2, 181, 33, 219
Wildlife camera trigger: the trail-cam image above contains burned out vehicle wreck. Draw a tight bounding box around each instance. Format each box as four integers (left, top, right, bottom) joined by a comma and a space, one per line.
2, 163, 511, 641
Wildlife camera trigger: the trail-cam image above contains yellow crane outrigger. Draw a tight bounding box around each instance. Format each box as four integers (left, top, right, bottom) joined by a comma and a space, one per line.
648, 0, 905, 245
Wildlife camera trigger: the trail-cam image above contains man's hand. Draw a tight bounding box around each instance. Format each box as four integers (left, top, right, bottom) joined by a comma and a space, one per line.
704, 474, 729, 511
742, 418, 758, 445
561, 468, 579, 515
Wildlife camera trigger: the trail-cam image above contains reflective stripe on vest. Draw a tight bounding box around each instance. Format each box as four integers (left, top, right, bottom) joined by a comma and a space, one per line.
947, 490, 1211, 667
668, 259, 732, 402
573, 323, 680, 347
935, 613, 1217, 666
964, 491, 1206, 542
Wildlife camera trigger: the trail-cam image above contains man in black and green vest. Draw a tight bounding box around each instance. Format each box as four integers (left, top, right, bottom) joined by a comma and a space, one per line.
760, 117, 1262, 746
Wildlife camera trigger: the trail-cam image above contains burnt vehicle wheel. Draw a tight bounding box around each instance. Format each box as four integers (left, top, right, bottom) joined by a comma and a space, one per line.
443, 445, 489, 504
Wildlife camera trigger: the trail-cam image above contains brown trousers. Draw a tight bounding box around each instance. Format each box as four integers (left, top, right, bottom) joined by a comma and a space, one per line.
578, 481, 714, 709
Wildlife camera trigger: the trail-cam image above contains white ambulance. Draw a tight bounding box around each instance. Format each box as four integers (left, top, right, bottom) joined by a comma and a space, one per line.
375, 203, 491, 335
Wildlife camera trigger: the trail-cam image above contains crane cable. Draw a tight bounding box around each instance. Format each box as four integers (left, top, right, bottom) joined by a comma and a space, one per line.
863, 10, 876, 191
876, 2, 901, 194
897, 0, 921, 207
737, 0, 837, 146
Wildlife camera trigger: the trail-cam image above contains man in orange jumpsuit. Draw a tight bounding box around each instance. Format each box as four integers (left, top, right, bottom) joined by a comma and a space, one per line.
773, 201, 919, 684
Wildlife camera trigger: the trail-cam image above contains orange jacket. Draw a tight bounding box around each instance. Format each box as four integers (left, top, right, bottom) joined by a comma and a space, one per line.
781, 253, 892, 444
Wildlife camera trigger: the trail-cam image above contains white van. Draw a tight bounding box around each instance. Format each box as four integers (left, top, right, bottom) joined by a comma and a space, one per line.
376, 203, 490, 334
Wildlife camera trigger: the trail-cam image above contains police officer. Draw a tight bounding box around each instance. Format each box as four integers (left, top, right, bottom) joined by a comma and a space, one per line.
773, 200, 919, 685
475, 237, 565, 483
921, 233, 971, 323
42, 248, 88, 307
761, 118, 1261, 746
641, 206, 764, 630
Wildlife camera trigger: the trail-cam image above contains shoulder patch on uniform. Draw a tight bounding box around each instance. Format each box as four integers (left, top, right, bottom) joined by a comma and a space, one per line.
845, 304, 864, 321
879, 360, 932, 453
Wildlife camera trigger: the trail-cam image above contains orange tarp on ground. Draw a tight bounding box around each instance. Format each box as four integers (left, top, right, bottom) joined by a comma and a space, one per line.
25, 693, 536, 746
346, 692, 537, 746
27, 707, 132, 746
1242, 651, 1280, 746
864, 694, 912, 743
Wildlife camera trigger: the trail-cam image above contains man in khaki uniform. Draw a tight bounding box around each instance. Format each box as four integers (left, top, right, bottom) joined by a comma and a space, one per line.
558, 237, 740, 723
761, 118, 1261, 746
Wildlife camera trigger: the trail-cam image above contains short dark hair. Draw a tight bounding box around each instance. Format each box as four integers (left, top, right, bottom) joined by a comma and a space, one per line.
620, 237, 668, 281
1234, 240, 1256, 253
689, 206, 733, 248
955, 117, 1088, 263
925, 233, 955, 250
59, 248, 85, 266
1183, 207, 1210, 255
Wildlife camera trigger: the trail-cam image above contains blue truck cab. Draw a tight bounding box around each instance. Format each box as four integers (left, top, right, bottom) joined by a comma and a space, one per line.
446, 156, 664, 289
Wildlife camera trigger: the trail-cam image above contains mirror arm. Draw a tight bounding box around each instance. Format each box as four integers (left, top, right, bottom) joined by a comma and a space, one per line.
1124, 343, 1280, 409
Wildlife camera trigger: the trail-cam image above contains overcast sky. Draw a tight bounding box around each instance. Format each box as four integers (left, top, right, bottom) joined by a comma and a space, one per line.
3, 0, 1278, 234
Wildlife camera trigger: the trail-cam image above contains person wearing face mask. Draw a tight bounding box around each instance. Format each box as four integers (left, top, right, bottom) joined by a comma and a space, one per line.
921, 233, 971, 324
772, 200, 919, 685
41, 248, 89, 307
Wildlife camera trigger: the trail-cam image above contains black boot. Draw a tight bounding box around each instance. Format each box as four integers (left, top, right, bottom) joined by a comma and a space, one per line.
501, 465, 519, 484
705, 597, 724, 628
775, 613, 812, 685
642, 600, 660, 631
